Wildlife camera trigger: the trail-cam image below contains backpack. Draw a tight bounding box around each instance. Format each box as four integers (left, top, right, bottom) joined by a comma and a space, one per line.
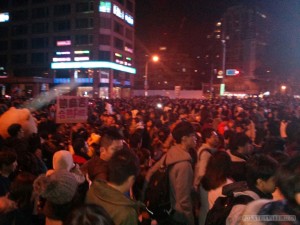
143, 154, 174, 222
205, 194, 254, 225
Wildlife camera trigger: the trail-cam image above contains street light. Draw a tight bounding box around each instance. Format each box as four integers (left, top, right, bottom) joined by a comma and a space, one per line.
144, 55, 159, 96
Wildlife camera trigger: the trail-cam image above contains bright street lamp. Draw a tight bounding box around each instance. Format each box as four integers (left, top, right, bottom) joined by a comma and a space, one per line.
144, 55, 159, 96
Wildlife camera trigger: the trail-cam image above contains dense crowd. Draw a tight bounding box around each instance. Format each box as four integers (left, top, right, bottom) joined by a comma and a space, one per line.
0, 95, 300, 225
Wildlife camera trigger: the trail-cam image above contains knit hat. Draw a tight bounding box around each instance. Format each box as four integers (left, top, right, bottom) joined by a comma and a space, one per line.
52, 150, 74, 171
34, 170, 78, 205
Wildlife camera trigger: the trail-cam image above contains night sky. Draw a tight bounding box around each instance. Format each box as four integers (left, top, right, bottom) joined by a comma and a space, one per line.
135, 0, 300, 78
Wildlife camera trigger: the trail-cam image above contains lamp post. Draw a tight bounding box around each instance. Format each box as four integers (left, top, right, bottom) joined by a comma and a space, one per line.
144, 55, 159, 96
220, 38, 226, 96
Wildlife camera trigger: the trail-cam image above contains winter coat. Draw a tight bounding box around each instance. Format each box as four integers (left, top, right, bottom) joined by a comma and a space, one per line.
86, 180, 141, 225
166, 144, 195, 225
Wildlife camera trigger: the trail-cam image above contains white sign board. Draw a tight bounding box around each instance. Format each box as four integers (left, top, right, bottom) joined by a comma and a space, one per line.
56, 96, 88, 123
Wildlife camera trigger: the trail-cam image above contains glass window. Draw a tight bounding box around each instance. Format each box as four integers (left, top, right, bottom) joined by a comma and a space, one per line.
11, 10, 28, 21
0, 41, 8, 51
32, 22, 49, 34
31, 53, 46, 63
99, 34, 110, 45
11, 39, 27, 50
53, 4, 71, 16
99, 51, 110, 60
100, 17, 111, 29
32, 38, 48, 49
125, 28, 133, 40
53, 20, 70, 32
75, 18, 94, 29
75, 35, 93, 45
32, 7, 49, 19
12, 54, 27, 64
114, 21, 123, 35
76, 2, 94, 12
0, 27, 9, 37
12, 25, 28, 36
114, 37, 123, 50
12, 0, 28, 7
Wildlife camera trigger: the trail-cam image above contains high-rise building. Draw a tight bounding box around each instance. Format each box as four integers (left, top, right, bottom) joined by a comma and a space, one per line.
0, 0, 136, 98
222, 3, 271, 93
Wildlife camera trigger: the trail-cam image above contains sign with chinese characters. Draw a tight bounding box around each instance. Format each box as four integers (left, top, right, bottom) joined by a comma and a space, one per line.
56, 96, 88, 123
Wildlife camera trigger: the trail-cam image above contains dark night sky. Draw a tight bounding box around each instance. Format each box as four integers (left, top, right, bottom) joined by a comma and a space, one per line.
135, 0, 300, 77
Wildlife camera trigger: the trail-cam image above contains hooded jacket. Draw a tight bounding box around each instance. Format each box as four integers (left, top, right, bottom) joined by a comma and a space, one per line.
86, 180, 140, 225
166, 144, 195, 225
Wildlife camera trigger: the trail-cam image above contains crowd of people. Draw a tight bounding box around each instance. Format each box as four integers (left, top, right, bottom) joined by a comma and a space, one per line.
0, 94, 300, 225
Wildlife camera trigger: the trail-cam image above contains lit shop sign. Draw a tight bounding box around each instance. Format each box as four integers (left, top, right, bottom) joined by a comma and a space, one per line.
125, 13, 134, 25
74, 57, 90, 61
56, 51, 71, 55
74, 50, 90, 54
57, 40, 71, 46
0, 12, 9, 22
112, 5, 134, 26
113, 5, 124, 19
124, 46, 133, 53
99, 1, 111, 13
53, 57, 71, 62
51, 61, 136, 74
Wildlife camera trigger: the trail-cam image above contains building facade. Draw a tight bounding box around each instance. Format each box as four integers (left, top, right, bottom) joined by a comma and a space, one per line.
222, 3, 271, 93
0, 0, 136, 98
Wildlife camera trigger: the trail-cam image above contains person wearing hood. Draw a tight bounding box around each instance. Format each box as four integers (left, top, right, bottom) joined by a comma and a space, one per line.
166, 121, 196, 225
85, 149, 141, 225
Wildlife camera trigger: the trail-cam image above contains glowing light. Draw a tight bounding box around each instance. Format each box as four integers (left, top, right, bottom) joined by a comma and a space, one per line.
74, 57, 90, 61
51, 61, 136, 74
0, 12, 9, 22
53, 57, 71, 62
74, 50, 90, 54
56, 51, 71, 55
57, 40, 71, 46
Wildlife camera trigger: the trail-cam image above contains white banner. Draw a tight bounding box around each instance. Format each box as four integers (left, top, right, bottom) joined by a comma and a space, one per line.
56, 96, 88, 123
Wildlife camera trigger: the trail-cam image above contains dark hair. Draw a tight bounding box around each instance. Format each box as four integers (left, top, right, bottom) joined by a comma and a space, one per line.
202, 151, 232, 191
172, 121, 194, 144
72, 138, 86, 154
230, 133, 251, 152
108, 149, 140, 185
64, 204, 115, 225
201, 127, 215, 143
0, 151, 17, 167
129, 132, 142, 148
7, 123, 22, 137
246, 154, 279, 188
100, 127, 124, 149
276, 155, 300, 205
9, 171, 36, 209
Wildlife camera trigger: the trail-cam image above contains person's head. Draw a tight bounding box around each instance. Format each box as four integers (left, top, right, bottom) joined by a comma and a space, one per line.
202, 127, 219, 148
246, 154, 279, 194
9, 171, 36, 209
0, 151, 17, 176
108, 149, 140, 193
72, 138, 88, 155
230, 133, 253, 155
99, 127, 124, 161
64, 204, 115, 225
7, 123, 24, 139
202, 151, 232, 191
34, 170, 79, 221
275, 155, 300, 206
172, 121, 196, 149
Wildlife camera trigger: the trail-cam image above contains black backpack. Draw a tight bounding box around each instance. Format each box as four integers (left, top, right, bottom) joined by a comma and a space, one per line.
144, 154, 174, 222
205, 194, 254, 225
